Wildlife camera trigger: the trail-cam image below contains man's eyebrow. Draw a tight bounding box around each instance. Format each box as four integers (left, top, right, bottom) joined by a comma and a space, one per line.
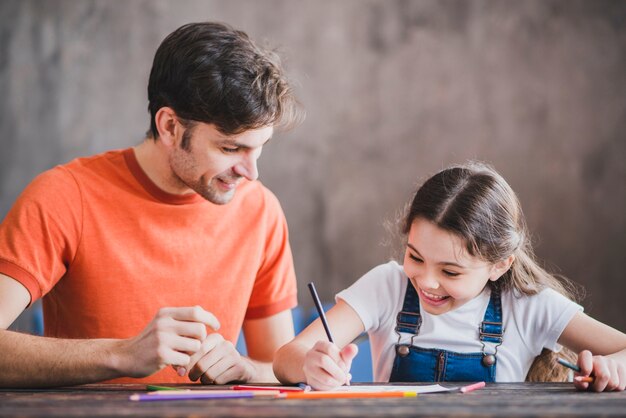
221, 137, 272, 149
406, 243, 466, 268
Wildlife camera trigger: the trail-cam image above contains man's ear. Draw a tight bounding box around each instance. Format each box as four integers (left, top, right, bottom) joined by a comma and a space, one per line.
489, 255, 515, 282
154, 107, 180, 147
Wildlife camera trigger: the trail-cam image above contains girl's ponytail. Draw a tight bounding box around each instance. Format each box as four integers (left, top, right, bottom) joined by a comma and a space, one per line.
508, 244, 583, 381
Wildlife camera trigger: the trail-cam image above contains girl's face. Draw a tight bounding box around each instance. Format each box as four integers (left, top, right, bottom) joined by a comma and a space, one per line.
403, 217, 509, 315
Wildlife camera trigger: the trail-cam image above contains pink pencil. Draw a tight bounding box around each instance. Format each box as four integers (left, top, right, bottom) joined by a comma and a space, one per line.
459, 381, 486, 393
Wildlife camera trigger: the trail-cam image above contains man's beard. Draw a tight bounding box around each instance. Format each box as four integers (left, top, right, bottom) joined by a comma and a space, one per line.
193, 176, 240, 205
168, 147, 241, 205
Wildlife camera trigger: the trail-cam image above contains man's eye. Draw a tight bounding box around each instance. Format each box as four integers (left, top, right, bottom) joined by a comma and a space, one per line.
222, 147, 239, 153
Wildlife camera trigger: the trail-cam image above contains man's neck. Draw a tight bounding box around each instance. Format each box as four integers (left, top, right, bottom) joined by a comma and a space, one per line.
133, 139, 190, 195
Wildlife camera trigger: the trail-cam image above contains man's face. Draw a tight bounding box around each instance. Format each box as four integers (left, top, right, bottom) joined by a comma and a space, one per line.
168, 122, 273, 205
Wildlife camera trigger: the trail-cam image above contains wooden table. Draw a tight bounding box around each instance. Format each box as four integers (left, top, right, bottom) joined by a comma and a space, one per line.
1, 383, 624, 417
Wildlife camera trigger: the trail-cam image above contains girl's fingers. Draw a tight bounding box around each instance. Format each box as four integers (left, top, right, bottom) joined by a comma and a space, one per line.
577, 350, 593, 376
318, 352, 348, 382
303, 351, 347, 389
617, 362, 626, 391
340, 344, 359, 370
591, 356, 611, 392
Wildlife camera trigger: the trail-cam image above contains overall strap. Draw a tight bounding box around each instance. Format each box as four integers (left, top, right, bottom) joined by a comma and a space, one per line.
479, 286, 503, 344
395, 280, 422, 335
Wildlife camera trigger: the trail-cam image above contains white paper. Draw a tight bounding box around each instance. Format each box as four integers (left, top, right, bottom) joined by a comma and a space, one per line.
328, 384, 455, 394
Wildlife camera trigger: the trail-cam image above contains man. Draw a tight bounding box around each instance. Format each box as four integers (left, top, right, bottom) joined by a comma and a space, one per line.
0, 22, 303, 387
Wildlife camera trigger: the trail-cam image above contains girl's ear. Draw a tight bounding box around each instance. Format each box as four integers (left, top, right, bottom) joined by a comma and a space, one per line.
489, 255, 515, 282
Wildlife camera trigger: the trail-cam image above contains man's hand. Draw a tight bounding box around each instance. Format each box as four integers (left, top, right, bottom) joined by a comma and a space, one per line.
115, 306, 220, 378
186, 333, 257, 384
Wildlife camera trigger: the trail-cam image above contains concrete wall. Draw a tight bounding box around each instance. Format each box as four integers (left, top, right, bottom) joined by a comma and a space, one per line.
1, 0, 625, 332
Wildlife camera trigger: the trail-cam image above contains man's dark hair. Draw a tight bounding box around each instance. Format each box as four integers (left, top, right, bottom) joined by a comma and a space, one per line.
147, 22, 301, 138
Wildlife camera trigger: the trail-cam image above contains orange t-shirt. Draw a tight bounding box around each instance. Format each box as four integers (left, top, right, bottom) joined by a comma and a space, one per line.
0, 148, 297, 383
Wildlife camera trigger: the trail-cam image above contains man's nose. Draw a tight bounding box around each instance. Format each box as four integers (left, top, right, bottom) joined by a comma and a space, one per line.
233, 152, 259, 181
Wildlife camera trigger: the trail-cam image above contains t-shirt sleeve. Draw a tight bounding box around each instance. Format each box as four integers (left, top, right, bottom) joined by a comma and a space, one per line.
336, 262, 402, 333
0, 167, 82, 304
512, 287, 583, 355
244, 188, 297, 319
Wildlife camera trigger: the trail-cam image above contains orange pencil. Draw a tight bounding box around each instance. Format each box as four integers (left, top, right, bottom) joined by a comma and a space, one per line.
557, 357, 595, 383
280, 391, 417, 399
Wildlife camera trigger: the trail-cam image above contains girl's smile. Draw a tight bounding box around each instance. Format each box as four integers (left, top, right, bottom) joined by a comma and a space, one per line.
418, 288, 451, 306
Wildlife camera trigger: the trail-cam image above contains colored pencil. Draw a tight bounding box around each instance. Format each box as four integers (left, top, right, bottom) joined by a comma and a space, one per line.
557, 357, 581, 372
232, 384, 309, 393
131, 391, 259, 401
146, 389, 279, 397
146, 384, 183, 391
458, 381, 486, 393
280, 391, 418, 399
308, 282, 334, 343
557, 357, 595, 383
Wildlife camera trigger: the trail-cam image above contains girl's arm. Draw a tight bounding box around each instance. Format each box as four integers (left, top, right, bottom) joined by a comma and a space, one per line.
558, 311, 626, 392
273, 299, 365, 388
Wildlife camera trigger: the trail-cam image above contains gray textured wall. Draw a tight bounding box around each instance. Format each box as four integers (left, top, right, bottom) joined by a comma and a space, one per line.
1, 0, 625, 332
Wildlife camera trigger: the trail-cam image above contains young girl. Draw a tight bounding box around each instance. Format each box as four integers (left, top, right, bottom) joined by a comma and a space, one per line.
274, 162, 626, 392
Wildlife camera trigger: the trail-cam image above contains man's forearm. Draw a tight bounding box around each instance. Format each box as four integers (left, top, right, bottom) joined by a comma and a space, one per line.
0, 329, 125, 388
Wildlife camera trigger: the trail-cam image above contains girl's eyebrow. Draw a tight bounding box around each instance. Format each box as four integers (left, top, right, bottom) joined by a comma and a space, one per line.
407, 243, 466, 269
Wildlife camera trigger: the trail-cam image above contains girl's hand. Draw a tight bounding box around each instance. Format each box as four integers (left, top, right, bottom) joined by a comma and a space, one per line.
302, 341, 358, 390
575, 350, 626, 392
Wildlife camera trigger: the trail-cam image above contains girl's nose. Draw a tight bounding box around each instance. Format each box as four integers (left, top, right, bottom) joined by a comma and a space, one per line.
416, 273, 440, 290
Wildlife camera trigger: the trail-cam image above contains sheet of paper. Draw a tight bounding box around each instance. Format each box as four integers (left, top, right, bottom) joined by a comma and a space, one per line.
330, 384, 455, 394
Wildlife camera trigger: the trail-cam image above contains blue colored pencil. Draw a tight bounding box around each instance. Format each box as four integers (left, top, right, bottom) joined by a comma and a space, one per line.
557, 357, 595, 383
557, 357, 581, 372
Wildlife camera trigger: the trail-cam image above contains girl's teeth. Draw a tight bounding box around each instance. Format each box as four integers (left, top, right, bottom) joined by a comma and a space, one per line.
423, 290, 448, 299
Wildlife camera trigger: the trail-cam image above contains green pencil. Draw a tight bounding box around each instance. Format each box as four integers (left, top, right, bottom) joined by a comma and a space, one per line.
146, 384, 181, 391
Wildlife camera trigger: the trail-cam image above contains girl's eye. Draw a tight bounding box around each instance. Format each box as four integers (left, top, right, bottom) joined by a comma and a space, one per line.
409, 254, 423, 263
443, 270, 460, 277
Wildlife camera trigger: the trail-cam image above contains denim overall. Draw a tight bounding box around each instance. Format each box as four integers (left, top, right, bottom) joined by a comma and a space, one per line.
389, 281, 503, 382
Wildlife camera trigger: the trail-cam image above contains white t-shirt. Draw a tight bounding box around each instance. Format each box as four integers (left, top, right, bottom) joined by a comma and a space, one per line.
336, 261, 582, 382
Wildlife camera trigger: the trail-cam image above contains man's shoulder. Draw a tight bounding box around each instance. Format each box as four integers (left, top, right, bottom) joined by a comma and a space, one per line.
235, 179, 282, 211
60, 148, 128, 174
23, 148, 132, 201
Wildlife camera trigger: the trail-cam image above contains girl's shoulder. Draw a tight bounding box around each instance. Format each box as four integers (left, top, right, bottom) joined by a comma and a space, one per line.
356, 260, 406, 291
502, 286, 582, 316
336, 261, 408, 331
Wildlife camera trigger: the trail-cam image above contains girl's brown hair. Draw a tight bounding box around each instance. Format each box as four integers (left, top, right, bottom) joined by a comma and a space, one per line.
402, 162, 582, 381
